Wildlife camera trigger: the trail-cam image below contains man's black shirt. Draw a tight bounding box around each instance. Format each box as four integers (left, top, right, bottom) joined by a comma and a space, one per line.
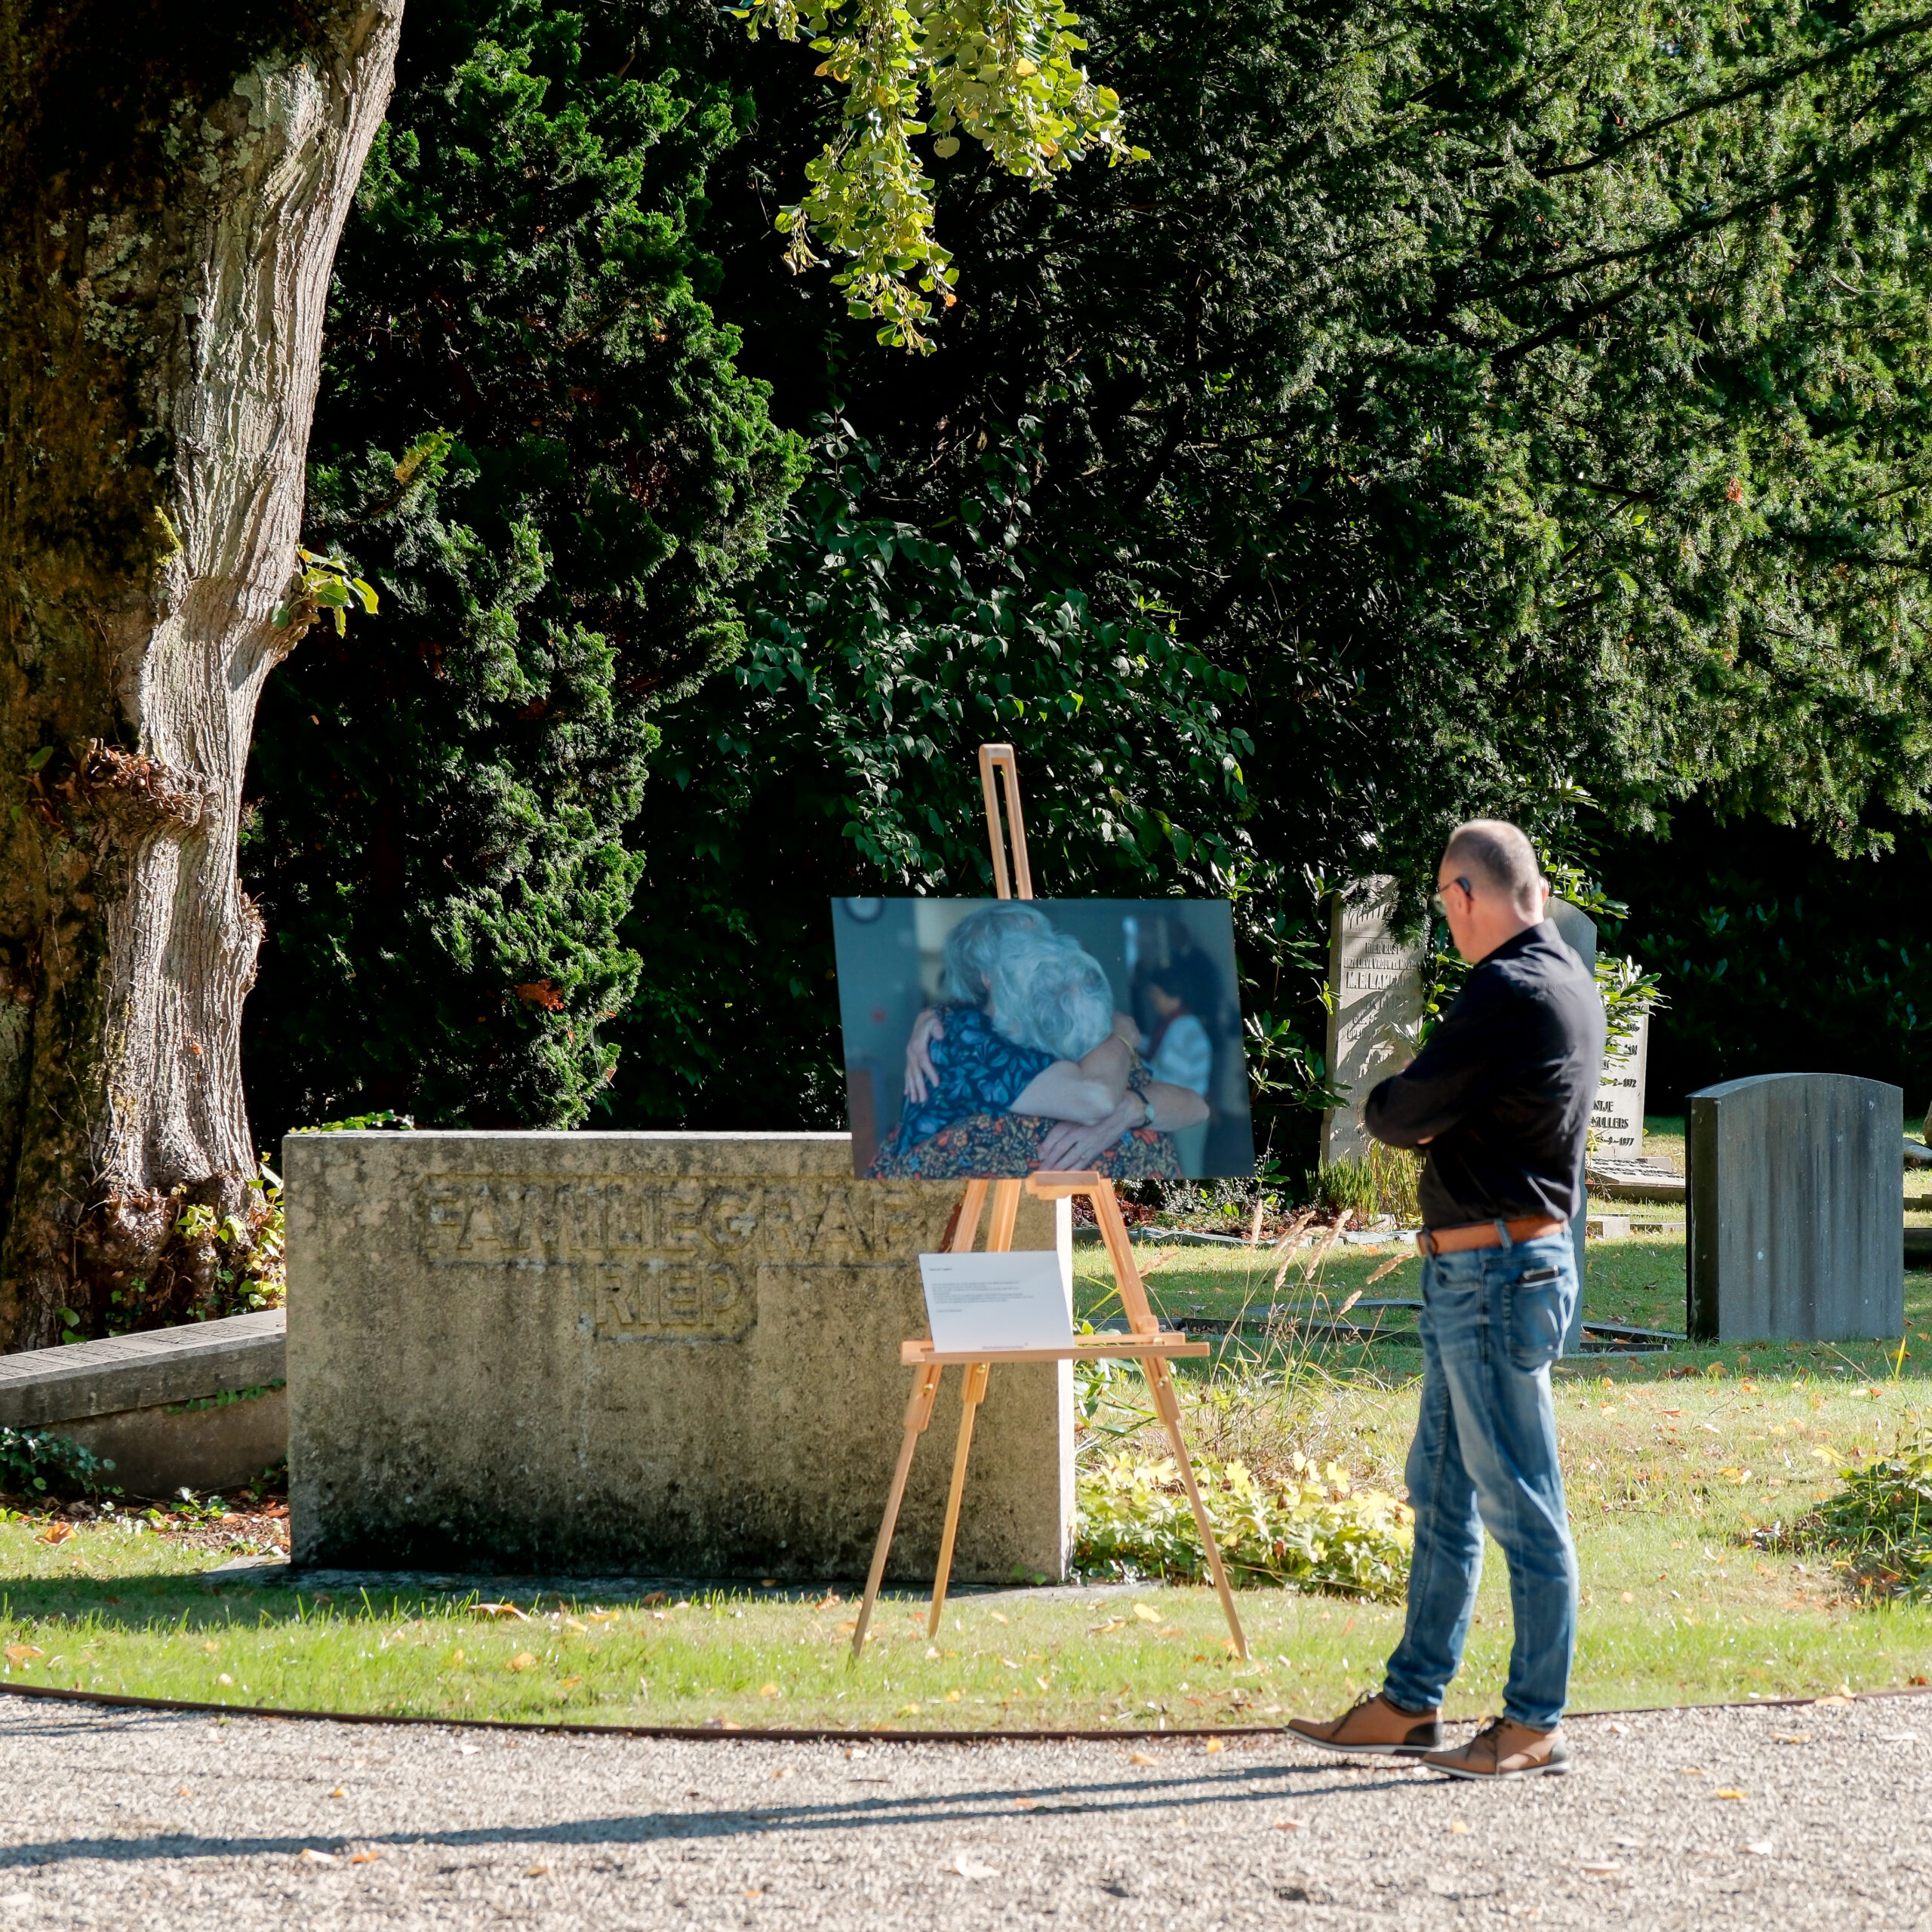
1364, 920, 1604, 1229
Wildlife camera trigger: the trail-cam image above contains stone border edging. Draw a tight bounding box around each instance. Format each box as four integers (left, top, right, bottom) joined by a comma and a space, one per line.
0, 1311, 286, 1429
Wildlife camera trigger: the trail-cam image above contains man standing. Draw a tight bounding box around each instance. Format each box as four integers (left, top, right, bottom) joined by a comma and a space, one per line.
1288, 820, 1604, 1778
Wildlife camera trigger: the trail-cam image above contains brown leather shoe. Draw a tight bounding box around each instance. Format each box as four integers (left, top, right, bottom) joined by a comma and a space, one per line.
1423, 1716, 1571, 1778
1287, 1688, 1444, 1758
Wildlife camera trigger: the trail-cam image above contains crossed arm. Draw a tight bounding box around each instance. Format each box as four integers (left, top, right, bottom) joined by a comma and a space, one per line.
902, 1006, 1208, 1168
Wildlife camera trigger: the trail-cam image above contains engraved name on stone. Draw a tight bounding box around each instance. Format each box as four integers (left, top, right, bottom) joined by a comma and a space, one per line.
415, 1177, 937, 1343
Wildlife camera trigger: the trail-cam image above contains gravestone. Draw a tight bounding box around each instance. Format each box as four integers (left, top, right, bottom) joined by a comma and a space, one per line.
1687, 1074, 1903, 1342
1590, 1011, 1647, 1161
286, 1132, 1072, 1580
1546, 900, 1598, 1350
1322, 878, 1427, 1165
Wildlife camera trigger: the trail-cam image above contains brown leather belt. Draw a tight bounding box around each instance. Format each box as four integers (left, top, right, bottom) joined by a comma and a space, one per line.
1417, 1216, 1567, 1258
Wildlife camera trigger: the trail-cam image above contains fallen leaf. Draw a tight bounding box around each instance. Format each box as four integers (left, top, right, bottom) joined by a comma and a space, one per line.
349, 1850, 380, 1864
177, 1786, 191, 1798
478, 1603, 531, 1621
558, 1675, 582, 1690
525, 1864, 549, 1878
1449, 1821, 1468, 1835
835, 1620, 858, 1635
1275, 1819, 1304, 1832
946, 1689, 963, 1702
770, 1767, 793, 1780
1128, 1752, 1157, 1765
1133, 1604, 1161, 1623
562, 1618, 587, 1634
1580, 1863, 1620, 1875
925, 1645, 940, 1660
989, 1611, 1008, 1625
999, 1657, 1020, 1670
329, 1787, 345, 1799
1745, 1841, 1774, 1857
1035, 1677, 1049, 1693
1680, 1767, 1706, 1777
1089, 1617, 1124, 1635
297, 1848, 336, 1866
743, 1887, 763, 1899
1774, 1733, 1811, 1745
1715, 1789, 1747, 1800
35, 1524, 74, 1546
1204, 1738, 1224, 1754
4, 1645, 42, 1664
455, 1743, 481, 1755
217, 1673, 233, 1686
759, 1683, 780, 1698
947, 1854, 998, 1880
1620, 1592, 1634, 1603
1607, 1721, 1630, 1737
587, 1611, 618, 1623
507, 1652, 535, 1672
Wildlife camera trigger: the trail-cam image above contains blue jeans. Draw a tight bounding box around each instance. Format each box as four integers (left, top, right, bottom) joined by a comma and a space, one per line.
1382, 1229, 1578, 1731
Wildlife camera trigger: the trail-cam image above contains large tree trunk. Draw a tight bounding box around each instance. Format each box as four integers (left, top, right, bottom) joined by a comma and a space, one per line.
0, 4, 403, 1349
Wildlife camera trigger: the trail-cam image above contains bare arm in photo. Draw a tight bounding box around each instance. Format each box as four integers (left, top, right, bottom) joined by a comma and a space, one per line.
1035, 1078, 1207, 1171
1008, 1016, 1140, 1123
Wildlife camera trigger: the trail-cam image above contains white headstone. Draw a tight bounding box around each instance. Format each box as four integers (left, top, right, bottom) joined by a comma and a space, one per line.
1323, 878, 1426, 1165
1589, 1011, 1647, 1160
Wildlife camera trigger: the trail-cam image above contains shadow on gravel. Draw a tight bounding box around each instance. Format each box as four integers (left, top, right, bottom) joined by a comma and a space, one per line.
0, 1721, 1414, 1868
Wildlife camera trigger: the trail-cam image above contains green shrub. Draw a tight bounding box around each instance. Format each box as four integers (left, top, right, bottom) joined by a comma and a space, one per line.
1311, 1145, 1423, 1227
0, 1427, 116, 1500
1076, 1451, 1412, 1599
1809, 1437, 1932, 1600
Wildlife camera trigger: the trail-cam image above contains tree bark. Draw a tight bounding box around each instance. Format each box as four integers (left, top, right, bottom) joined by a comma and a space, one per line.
0, 2, 403, 1348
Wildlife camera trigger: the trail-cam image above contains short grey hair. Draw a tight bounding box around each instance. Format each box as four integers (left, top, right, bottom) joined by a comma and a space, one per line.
941, 903, 1054, 1004
1443, 818, 1545, 915
987, 933, 1115, 1063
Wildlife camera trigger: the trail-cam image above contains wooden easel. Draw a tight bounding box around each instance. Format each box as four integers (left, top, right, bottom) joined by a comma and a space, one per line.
849, 744, 1249, 1662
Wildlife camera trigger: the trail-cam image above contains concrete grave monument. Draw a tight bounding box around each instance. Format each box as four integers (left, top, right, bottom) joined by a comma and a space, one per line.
1687, 1073, 1903, 1342
286, 1131, 1072, 1580
1322, 878, 1426, 1165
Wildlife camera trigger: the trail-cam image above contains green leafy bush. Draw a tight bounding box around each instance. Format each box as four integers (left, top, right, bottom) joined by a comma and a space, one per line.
1311, 1146, 1422, 1228
1076, 1451, 1412, 1599
0, 1428, 115, 1500
1809, 1438, 1932, 1601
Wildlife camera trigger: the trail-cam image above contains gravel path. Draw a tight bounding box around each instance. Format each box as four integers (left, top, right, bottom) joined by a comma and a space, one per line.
0, 1694, 1925, 1927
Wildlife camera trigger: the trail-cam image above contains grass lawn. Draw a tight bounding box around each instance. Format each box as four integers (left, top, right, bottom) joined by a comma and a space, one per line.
2, 1109, 1921, 1734
1, 1369, 1924, 1733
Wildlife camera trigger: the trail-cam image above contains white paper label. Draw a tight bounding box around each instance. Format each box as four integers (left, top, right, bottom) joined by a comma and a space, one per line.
918, 1250, 1075, 1354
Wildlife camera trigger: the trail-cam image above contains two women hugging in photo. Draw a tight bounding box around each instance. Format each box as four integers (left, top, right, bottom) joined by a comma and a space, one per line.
865, 903, 1214, 1181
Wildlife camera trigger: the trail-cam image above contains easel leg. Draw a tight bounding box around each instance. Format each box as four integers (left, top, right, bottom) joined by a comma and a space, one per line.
851, 1362, 943, 1663
1143, 1360, 1251, 1661
986, 1177, 1022, 1252
928, 1359, 989, 1636
1144, 1357, 1250, 1661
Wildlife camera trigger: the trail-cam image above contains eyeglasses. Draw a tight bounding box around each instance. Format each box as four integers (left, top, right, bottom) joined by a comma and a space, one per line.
1430, 877, 1473, 918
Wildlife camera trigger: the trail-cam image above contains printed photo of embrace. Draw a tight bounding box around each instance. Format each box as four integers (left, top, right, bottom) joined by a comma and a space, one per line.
831, 898, 1256, 1182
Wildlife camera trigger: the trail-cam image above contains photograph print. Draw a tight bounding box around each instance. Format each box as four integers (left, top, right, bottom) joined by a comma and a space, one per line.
831, 898, 1256, 1182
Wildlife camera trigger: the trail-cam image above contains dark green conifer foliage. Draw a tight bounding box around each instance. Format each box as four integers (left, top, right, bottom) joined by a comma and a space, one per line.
617, 0, 1932, 1146
241, 1, 800, 1137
